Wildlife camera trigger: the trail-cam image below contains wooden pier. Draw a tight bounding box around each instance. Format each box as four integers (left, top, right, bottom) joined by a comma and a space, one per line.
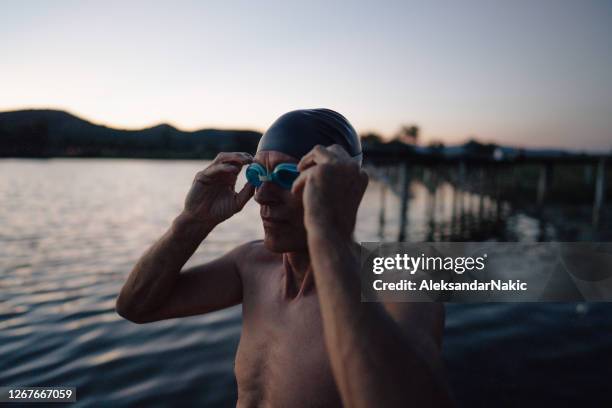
364, 149, 610, 241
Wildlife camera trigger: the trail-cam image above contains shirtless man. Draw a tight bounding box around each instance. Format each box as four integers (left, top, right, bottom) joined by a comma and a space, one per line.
116, 109, 452, 408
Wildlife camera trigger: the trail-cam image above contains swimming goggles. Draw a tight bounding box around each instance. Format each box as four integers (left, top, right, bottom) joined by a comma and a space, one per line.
245, 162, 300, 190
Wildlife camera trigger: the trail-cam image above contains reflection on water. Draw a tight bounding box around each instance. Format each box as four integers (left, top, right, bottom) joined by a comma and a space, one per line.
1, 159, 611, 407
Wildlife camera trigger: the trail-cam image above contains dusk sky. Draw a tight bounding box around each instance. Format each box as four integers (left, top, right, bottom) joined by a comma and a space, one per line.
1, 0, 611, 150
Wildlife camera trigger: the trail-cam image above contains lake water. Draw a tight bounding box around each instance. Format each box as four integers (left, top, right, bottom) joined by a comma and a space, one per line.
1, 159, 611, 407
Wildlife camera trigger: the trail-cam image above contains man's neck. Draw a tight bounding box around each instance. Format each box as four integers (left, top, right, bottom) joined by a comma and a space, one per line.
283, 250, 314, 299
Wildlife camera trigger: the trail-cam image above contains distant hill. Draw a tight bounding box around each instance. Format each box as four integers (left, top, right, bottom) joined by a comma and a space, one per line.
0, 109, 262, 159
3, 109, 606, 162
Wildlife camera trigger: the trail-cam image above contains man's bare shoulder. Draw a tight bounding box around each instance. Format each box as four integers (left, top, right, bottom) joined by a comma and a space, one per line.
232, 239, 282, 275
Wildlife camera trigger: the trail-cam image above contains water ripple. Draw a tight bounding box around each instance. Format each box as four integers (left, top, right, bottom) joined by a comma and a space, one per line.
2, 159, 611, 407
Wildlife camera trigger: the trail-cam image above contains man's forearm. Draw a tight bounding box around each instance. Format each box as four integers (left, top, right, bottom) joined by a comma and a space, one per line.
116, 212, 214, 320
307, 229, 451, 408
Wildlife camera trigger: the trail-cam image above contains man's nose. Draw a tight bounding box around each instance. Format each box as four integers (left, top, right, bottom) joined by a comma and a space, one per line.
253, 180, 283, 206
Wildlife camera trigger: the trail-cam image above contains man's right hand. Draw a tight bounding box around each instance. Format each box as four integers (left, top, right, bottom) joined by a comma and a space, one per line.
116, 152, 254, 324
182, 152, 255, 229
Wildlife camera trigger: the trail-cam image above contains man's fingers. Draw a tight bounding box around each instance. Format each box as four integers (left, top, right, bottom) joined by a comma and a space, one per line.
291, 170, 309, 196
298, 145, 334, 171
235, 182, 255, 210
195, 163, 241, 184
206, 163, 241, 177
212, 152, 253, 166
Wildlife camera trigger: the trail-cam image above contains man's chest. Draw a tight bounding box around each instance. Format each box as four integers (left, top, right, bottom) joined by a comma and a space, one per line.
235, 286, 341, 407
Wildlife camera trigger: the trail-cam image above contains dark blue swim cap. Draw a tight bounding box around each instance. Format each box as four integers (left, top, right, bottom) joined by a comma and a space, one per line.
257, 109, 362, 164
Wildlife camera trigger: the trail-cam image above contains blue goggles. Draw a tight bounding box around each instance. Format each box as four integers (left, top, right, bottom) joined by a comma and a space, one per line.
245, 162, 300, 190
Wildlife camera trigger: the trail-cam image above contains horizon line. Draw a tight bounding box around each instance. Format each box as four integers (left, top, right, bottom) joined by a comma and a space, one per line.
1, 105, 610, 154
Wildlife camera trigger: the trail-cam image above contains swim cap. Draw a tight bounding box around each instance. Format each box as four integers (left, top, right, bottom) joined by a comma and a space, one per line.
257, 109, 362, 164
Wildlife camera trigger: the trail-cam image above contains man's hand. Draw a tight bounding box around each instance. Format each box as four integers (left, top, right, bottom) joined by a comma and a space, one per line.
183, 152, 255, 229
292, 145, 368, 240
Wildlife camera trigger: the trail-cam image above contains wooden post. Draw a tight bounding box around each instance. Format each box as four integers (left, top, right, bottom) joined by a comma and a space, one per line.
398, 162, 410, 241
378, 172, 387, 239
451, 174, 459, 237
426, 168, 438, 241
478, 167, 485, 222
457, 161, 465, 211
537, 164, 547, 206
512, 165, 519, 190
459, 162, 467, 236
496, 167, 503, 221
426, 169, 437, 219
537, 163, 553, 208
593, 158, 606, 227
584, 164, 593, 185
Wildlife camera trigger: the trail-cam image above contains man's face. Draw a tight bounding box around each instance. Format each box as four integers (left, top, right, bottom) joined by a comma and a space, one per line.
253, 150, 307, 253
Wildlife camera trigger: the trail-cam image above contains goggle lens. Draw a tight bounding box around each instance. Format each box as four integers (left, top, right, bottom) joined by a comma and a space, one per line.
245, 163, 299, 190
245, 163, 264, 187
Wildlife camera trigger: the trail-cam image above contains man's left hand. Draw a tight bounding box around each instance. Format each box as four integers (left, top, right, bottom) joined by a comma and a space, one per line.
292, 144, 369, 240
